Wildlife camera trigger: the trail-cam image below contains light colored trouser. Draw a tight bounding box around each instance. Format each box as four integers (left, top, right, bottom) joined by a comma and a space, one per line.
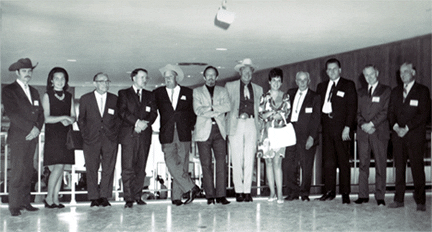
229, 118, 257, 194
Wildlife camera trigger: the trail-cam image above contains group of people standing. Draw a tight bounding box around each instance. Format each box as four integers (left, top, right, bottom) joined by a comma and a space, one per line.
2, 56, 429, 217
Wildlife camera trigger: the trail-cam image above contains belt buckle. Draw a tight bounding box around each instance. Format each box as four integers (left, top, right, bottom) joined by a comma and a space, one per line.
240, 113, 248, 119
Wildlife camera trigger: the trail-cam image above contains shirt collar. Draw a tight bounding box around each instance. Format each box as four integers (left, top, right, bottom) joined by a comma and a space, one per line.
368, 81, 379, 90
94, 90, 107, 98
166, 85, 180, 92
16, 79, 28, 90
331, 77, 340, 86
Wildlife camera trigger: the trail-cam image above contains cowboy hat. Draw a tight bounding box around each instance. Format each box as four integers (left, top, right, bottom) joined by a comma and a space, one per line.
159, 64, 185, 83
234, 58, 257, 73
9, 58, 38, 71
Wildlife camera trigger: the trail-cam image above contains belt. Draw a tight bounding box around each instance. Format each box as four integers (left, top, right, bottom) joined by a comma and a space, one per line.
238, 113, 254, 119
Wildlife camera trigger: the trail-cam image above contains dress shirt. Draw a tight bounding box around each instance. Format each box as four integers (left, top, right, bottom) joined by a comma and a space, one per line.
94, 91, 107, 117
403, 80, 415, 96
290, 88, 308, 122
16, 79, 32, 104
322, 78, 340, 113
132, 85, 142, 102
368, 81, 379, 96
166, 85, 180, 110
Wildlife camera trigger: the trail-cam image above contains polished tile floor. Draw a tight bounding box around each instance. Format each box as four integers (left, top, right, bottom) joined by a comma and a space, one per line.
1, 193, 430, 232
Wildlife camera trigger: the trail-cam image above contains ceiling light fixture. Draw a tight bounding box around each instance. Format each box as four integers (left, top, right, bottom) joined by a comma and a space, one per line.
67, 59, 77, 62
214, 0, 235, 30
216, 48, 227, 51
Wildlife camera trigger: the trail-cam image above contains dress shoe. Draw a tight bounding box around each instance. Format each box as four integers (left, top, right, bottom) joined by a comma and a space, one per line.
57, 203, 65, 208
90, 199, 100, 207
100, 198, 111, 207
301, 196, 310, 201
236, 193, 244, 202
416, 204, 426, 211
10, 208, 21, 216
172, 200, 183, 206
277, 199, 284, 204
316, 191, 336, 201
216, 197, 230, 205
284, 195, 299, 201
124, 201, 134, 208
268, 196, 277, 202
388, 201, 404, 208
207, 198, 215, 205
377, 199, 386, 206
354, 198, 369, 204
20, 204, 39, 211
44, 200, 57, 208
342, 194, 350, 204
184, 185, 201, 205
244, 194, 253, 202
135, 199, 147, 205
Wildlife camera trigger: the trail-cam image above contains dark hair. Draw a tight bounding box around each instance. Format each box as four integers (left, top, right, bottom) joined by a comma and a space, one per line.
325, 58, 341, 69
93, 72, 109, 81
130, 68, 148, 81
363, 64, 378, 71
268, 68, 283, 82
47, 67, 69, 91
203, 66, 219, 77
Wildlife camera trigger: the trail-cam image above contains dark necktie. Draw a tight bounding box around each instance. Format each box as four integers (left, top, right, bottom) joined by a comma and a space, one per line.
368, 86, 372, 98
328, 82, 335, 102
137, 89, 141, 102
403, 84, 408, 103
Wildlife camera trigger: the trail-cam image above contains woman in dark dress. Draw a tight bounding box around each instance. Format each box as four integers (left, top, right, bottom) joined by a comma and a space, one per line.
42, 67, 76, 208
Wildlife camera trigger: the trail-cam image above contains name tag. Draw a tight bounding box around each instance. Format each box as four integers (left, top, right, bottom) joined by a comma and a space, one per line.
336, 91, 345, 97
108, 108, 115, 115
305, 107, 313, 113
410, 99, 418, 106
180, 95, 187, 100
146, 106, 151, 112
372, 97, 380, 103
33, 100, 39, 106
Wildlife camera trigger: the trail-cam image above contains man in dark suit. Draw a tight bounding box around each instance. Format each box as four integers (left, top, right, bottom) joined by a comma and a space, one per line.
316, 58, 357, 204
354, 65, 391, 206
285, 71, 321, 202
2, 58, 44, 216
78, 72, 120, 207
153, 64, 199, 206
388, 62, 430, 211
117, 68, 157, 208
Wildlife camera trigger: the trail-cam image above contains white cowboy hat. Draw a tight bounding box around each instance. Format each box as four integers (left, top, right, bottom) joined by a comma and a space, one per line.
159, 64, 185, 83
234, 58, 257, 72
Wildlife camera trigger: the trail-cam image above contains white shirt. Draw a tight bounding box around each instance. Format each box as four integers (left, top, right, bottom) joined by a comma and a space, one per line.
166, 85, 180, 110
16, 79, 32, 104
404, 80, 415, 95
322, 78, 340, 113
94, 91, 107, 117
132, 85, 142, 102
291, 88, 308, 122
368, 81, 379, 96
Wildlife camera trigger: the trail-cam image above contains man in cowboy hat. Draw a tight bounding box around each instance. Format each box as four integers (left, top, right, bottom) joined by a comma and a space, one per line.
153, 64, 199, 206
2, 58, 44, 216
225, 58, 263, 202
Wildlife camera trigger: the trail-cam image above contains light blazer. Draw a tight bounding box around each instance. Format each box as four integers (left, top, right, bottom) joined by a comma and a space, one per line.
78, 91, 120, 145
193, 85, 231, 141
2, 81, 44, 143
117, 87, 157, 142
225, 80, 263, 136
154, 86, 196, 144
287, 88, 321, 144
357, 83, 391, 141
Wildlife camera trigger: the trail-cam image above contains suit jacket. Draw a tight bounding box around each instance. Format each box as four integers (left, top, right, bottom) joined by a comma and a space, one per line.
2, 81, 44, 143
154, 86, 196, 144
316, 77, 357, 136
357, 83, 391, 141
225, 80, 263, 136
287, 88, 321, 144
193, 85, 231, 141
78, 91, 120, 145
388, 82, 431, 139
117, 87, 157, 143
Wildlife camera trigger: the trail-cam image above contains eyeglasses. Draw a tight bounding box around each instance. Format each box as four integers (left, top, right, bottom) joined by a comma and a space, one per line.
94, 80, 111, 84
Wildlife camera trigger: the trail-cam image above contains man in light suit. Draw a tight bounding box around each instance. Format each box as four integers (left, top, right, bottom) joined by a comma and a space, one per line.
225, 58, 263, 202
316, 58, 357, 204
285, 71, 321, 202
2, 58, 44, 216
117, 68, 158, 208
388, 62, 430, 211
154, 64, 199, 206
354, 65, 391, 206
193, 66, 231, 205
78, 72, 120, 207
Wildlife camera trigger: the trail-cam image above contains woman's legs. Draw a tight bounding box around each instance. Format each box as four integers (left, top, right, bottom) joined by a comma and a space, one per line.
46, 164, 65, 205
273, 148, 285, 201
265, 156, 275, 198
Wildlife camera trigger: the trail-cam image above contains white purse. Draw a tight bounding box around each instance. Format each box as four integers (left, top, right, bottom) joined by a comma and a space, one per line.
267, 117, 296, 149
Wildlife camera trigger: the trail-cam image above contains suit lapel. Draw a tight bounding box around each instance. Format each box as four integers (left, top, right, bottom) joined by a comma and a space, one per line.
128, 87, 140, 106
90, 93, 103, 119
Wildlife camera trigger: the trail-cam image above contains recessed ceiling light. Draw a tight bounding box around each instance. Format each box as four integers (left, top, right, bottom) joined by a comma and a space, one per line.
126, 71, 131, 74
67, 59, 77, 62
216, 48, 227, 51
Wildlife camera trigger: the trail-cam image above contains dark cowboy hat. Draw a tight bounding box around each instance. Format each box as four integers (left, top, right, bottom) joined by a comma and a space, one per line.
9, 58, 38, 71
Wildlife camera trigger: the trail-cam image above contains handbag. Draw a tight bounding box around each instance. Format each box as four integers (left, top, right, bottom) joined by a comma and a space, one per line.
66, 129, 83, 150
267, 117, 296, 149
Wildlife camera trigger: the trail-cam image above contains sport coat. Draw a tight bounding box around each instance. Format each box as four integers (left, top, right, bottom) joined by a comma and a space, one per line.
154, 86, 196, 144
388, 82, 431, 139
287, 88, 321, 144
78, 91, 120, 145
316, 77, 357, 136
357, 83, 391, 141
2, 81, 44, 143
193, 85, 231, 141
117, 87, 157, 142
225, 80, 263, 136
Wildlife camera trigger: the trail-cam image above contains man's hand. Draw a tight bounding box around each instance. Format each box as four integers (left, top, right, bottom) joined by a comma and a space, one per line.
397, 125, 409, 138
342, 126, 351, 141
25, 126, 40, 141
361, 122, 375, 134
305, 136, 314, 150
135, 120, 149, 133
